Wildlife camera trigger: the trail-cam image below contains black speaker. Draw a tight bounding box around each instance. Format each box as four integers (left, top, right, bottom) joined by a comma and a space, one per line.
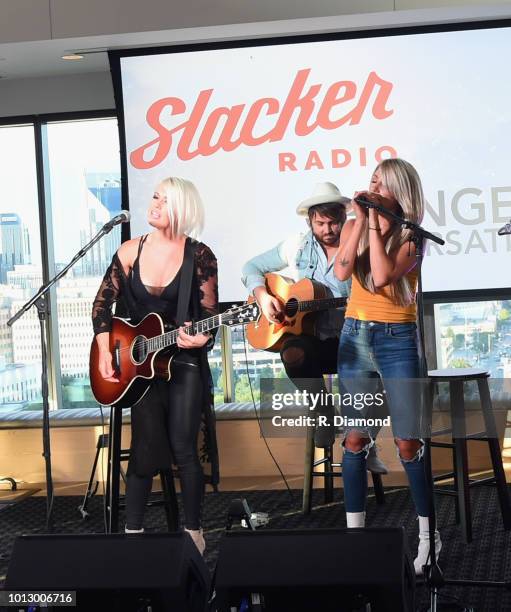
5, 532, 210, 611
214, 528, 415, 612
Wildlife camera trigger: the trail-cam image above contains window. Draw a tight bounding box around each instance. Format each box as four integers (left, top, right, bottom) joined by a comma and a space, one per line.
7, 111, 509, 419
231, 327, 286, 402
45, 118, 122, 409
434, 300, 511, 377
0, 124, 43, 410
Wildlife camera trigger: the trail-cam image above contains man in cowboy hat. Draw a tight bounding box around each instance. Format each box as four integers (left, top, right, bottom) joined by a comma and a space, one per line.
241, 182, 387, 473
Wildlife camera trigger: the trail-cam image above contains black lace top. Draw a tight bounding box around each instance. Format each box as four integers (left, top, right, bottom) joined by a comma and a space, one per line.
92, 237, 218, 335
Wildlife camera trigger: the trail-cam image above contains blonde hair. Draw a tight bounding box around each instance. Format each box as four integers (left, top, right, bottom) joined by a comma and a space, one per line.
354, 158, 425, 306
158, 177, 204, 239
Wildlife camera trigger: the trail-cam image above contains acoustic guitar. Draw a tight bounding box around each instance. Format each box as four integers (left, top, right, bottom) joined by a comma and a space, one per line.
246, 273, 346, 352
90, 303, 258, 408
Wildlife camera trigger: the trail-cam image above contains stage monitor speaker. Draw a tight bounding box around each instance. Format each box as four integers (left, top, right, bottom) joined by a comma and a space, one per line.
5, 532, 210, 612
214, 528, 415, 612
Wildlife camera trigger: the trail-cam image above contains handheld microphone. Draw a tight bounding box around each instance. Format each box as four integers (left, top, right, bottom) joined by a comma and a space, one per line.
498, 221, 511, 236
102, 210, 131, 231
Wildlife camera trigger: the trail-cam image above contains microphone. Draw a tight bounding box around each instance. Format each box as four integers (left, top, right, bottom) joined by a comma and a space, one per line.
102, 210, 131, 231
498, 220, 511, 236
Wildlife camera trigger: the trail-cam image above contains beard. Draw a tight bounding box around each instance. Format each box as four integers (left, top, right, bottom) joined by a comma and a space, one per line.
315, 232, 340, 247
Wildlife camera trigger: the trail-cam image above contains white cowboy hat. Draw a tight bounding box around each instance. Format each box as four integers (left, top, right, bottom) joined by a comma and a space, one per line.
296, 182, 351, 216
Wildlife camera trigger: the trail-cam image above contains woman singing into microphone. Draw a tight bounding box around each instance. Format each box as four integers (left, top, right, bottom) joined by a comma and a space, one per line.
334, 158, 440, 574
91, 177, 219, 555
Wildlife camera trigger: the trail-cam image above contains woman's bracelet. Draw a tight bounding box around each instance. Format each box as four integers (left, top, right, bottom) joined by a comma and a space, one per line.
369, 226, 382, 231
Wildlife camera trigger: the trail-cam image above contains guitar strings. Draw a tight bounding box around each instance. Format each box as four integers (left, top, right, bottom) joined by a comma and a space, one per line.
112, 324, 206, 354
284, 297, 346, 315
111, 306, 254, 354
109, 299, 339, 355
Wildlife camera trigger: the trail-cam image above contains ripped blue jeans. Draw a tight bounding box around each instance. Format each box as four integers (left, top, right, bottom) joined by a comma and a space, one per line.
338, 318, 430, 515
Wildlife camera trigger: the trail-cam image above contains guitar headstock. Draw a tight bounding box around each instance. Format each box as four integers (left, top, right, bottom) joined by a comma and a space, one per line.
221, 303, 260, 327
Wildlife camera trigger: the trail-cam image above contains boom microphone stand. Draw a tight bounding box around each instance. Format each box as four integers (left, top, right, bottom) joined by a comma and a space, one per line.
7, 211, 130, 530
356, 196, 511, 610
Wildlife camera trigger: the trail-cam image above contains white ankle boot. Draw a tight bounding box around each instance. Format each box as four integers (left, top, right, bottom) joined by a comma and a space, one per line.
125, 526, 144, 534
414, 516, 442, 575
346, 511, 366, 528
184, 528, 206, 556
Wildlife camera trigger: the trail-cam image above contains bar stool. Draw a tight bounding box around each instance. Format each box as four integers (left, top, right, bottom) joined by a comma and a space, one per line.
429, 367, 511, 543
302, 425, 385, 514
80, 406, 179, 533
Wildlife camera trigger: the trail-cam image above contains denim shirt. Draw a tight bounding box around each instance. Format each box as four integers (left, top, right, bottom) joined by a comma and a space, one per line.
241, 230, 351, 339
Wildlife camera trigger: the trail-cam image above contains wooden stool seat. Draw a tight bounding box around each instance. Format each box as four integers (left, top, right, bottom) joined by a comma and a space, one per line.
429, 367, 489, 381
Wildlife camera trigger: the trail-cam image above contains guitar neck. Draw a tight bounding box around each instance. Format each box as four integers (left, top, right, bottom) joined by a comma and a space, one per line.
146, 313, 223, 353
297, 297, 346, 312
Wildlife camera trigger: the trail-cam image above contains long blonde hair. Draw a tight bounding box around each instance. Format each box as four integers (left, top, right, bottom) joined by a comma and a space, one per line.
354, 158, 425, 306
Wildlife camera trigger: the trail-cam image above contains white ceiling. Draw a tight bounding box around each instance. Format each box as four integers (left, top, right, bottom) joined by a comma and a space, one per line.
0, 4, 510, 80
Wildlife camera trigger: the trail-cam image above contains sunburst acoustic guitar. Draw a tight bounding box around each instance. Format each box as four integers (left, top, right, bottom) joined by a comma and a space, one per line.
90, 303, 258, 408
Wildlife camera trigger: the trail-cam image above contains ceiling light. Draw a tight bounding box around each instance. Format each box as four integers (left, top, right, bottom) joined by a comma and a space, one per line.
61, 54, 84, 61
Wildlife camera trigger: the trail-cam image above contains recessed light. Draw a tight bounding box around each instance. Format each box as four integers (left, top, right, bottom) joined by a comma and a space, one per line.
61, 54, 84, 61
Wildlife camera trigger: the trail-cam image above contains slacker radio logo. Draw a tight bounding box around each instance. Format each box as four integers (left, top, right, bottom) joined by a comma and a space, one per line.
129, 68, 396, 172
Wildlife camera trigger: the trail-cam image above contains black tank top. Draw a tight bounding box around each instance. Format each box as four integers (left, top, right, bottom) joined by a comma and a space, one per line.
129, 235, 181, 322
129, 235, 199, 365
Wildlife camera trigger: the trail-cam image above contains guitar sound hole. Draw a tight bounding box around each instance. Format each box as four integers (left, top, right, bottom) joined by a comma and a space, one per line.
286, 298, 298, 317
131, 336, 148, 364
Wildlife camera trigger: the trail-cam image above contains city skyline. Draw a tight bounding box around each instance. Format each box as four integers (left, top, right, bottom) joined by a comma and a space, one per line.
0, 172, 123, 409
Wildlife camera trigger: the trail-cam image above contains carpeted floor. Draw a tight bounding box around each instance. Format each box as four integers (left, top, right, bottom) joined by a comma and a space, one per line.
1, 485, 510, 611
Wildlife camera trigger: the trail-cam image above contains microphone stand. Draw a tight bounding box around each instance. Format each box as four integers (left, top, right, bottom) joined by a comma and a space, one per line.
7, 219, 126, 530
356, 197, 511, 610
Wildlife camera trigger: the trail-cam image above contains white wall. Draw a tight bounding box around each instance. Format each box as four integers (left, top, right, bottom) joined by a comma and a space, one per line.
0, 0, 510, 43
0, 0, 391, 43
0, 72, 114, 117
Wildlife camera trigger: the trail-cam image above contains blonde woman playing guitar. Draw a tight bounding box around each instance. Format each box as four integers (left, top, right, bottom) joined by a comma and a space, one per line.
92, 177, 216, 555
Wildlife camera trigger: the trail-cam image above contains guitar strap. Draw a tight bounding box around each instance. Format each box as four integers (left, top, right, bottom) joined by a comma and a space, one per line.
175, 238, 197, 327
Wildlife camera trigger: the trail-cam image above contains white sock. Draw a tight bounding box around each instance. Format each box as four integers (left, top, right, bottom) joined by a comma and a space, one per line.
346, 511, 365, 528
125, 526, 144, 533
415, 515, 441, 574
418, 515, 438, 536
419, 515, 429, 534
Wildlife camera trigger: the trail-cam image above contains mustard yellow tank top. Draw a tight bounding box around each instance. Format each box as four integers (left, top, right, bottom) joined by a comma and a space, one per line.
345, 268, 418, 323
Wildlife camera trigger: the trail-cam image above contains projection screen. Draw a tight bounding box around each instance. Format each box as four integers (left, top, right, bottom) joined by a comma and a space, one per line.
111, 23, 511, 302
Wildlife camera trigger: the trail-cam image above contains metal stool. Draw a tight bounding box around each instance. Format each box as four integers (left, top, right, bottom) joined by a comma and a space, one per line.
302, 424, 385, 514
429, 367, 511, 542
79, 406, 179, 533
